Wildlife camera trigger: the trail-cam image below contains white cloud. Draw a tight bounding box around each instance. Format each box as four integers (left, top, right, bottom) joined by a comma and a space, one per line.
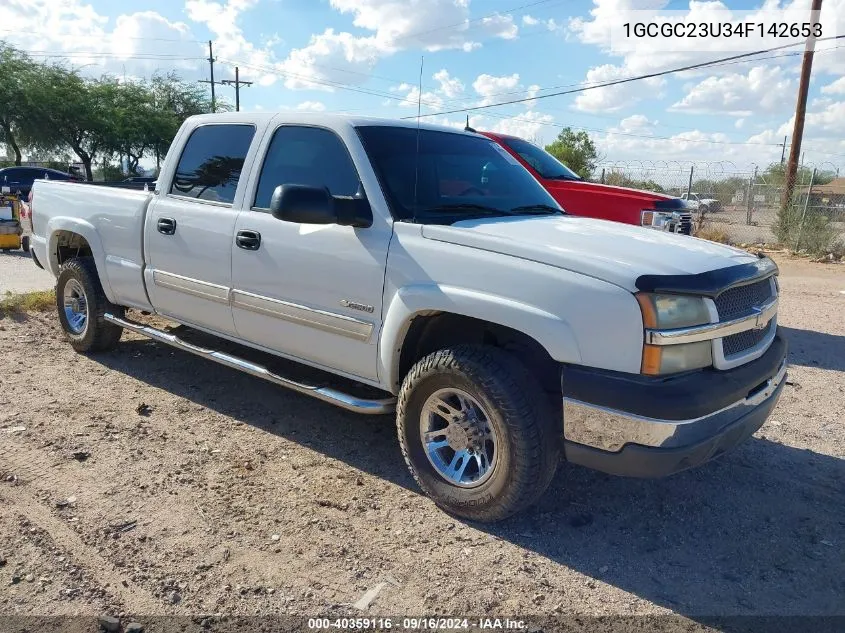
433, 69, 464, 98
432, 112, 556, 143
328, 0, 518, 52
489, 111, 555, 140
521, 14, 562, 32
272, 1, 520, 92
185, 0, 279, 85
277, 29, 382, 91
573, 64, 664, 113
391, 83, 445, 110
567, 0, 845, 116
295, 100, 327, 111
821, 77, 845, 96
0, 1, 201, 77
478, 14, 518, 41
472, 73, 521, 106
670, 66, 794, 116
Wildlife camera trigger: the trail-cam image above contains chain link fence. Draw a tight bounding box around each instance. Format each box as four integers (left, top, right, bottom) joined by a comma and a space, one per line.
593, 161, 845, 254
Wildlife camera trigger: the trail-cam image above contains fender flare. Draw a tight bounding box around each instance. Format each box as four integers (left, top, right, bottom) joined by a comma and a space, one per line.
46, 217, 116, 303
378, 283, 582, 391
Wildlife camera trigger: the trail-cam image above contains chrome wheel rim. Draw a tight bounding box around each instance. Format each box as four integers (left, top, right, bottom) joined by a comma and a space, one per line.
63, 278, 88, 335
420, 388, 498, 488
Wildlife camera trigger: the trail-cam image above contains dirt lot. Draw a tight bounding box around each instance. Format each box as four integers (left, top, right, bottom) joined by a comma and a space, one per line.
1, 254, 843, 631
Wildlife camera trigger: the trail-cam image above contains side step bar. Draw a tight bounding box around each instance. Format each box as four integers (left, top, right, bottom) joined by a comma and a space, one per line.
104, 313, 397, 415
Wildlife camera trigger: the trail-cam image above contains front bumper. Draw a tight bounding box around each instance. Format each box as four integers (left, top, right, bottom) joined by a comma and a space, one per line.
561, 332, 788, 477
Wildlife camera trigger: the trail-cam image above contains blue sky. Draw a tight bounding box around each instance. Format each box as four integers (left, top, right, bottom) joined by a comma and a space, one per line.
2, 0, 845, 172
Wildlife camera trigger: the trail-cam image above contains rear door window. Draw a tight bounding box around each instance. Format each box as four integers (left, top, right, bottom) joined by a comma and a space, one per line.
169, 124, 256, 205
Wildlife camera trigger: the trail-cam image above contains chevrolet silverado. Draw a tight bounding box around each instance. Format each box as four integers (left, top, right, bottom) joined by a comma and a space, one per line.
29, 113, 787, 522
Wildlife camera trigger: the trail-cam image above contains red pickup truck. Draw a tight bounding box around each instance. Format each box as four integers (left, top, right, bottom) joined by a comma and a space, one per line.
479, 131, 692, 235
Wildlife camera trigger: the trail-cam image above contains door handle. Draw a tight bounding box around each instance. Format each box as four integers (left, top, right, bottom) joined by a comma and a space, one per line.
236, 229, 261, 251
157, 217, 176, 235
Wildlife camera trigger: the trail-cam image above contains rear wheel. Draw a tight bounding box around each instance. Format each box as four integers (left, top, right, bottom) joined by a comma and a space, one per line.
56, 257, 124, 352
20, 236, 30, 252
397, 345, 559, 522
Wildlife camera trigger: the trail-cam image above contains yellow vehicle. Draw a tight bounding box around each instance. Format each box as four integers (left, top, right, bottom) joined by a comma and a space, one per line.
0, 192, 26, 252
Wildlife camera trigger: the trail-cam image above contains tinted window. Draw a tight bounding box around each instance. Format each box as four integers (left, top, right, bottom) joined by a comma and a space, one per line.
170, 124, 255, 204
499, 137, 581, 181
254, 126, 359, 209
357, 126, 561, 222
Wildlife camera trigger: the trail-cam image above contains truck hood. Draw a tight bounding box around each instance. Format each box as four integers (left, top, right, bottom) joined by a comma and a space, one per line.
421, 215, 756, 292
544, 178, 673, 204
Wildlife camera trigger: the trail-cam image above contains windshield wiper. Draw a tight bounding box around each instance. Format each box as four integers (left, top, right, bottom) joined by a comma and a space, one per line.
545, 174, 581, 181
508, 204, 563, 215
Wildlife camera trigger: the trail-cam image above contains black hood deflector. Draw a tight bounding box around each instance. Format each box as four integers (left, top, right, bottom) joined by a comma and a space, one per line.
635, 255, 778, 298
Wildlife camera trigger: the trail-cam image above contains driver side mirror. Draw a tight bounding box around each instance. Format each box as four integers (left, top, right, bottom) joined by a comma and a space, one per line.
269, 183, 372, 228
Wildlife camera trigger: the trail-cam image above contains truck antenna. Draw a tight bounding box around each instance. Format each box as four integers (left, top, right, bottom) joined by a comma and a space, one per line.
412, 55, 424, 223
464, 114, 476, 133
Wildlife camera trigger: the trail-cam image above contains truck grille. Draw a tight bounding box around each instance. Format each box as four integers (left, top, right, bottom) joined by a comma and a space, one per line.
715, 278, 776, 358
678, 213, 693, 235
723, 319, 774, 358
714, 278, 774, 321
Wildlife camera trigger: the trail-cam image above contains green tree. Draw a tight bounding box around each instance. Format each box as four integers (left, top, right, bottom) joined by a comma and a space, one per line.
544, 128, 598, 179
147, 73, 215, 171
24, 67, 119, 180
604, 171, 666, 193
0, 45, 40, 165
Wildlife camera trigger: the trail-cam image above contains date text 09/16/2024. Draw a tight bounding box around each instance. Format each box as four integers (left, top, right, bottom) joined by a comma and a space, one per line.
307, 618, 527, 630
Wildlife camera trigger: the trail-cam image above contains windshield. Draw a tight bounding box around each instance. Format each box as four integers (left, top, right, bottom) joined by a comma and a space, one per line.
499, 136, 581, 181
356, 126, 563, 223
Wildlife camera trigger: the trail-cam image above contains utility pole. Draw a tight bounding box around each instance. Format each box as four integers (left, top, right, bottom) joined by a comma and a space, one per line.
198, 40, 219, 113
782, 0, 823, 213
220, 67, 253, 112
779, 135, 788, 164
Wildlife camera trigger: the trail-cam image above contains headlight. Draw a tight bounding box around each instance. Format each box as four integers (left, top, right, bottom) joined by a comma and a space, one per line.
636, 293, 713, 375
641, 210, 674, 230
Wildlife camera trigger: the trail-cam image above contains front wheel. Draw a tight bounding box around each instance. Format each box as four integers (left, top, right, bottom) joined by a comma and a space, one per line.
397, 345, 559, 522
56, 257, 124, 352
20, 236, 30, 252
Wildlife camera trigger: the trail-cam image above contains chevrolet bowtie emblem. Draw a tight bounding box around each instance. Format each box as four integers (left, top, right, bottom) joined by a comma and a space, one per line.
751, 307, 768, 330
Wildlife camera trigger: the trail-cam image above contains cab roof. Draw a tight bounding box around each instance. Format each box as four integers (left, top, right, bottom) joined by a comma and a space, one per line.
184, 111, 486, 137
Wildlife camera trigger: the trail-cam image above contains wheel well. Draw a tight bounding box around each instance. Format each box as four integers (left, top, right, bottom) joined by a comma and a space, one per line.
398, 313, 561, 397
54, 231, 93, 266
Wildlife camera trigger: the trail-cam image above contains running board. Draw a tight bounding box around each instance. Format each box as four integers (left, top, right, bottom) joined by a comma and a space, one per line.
104, 313, 396, 415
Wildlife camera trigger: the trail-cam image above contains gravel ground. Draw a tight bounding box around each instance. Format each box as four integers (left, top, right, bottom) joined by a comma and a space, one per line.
0, 253, 843, 631
0, 250, 54, 294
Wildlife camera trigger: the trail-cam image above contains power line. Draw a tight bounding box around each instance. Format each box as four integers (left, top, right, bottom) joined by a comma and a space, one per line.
404, 35, 845, 119
0, 30, 207, 43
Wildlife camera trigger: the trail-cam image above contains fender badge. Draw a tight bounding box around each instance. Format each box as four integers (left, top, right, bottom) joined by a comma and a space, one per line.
340, 299, 374, 313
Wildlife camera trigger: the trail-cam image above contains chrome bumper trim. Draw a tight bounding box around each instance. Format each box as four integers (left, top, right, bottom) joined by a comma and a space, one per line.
563, 360, 786, 452
645, 298, 778, 346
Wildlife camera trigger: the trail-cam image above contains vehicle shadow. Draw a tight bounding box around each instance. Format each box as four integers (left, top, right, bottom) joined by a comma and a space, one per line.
0, 249, 31, 259
781, 325, 845, 372
90, 336, 845, 624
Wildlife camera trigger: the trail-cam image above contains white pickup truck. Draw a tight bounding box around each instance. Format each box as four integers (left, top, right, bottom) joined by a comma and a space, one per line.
681, 191, 721, 212
29, 113, 787, 522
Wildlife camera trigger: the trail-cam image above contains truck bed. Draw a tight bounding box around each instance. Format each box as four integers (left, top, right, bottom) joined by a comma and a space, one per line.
30, 179, 154, 310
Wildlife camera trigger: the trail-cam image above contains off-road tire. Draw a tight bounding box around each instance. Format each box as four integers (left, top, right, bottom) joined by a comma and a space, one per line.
56, 257, 124, 352
397, 344, 559, 522
21, 236, 30, 252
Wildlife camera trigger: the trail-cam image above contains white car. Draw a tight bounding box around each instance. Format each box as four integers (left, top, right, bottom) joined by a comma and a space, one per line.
28, 113, 786, 521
